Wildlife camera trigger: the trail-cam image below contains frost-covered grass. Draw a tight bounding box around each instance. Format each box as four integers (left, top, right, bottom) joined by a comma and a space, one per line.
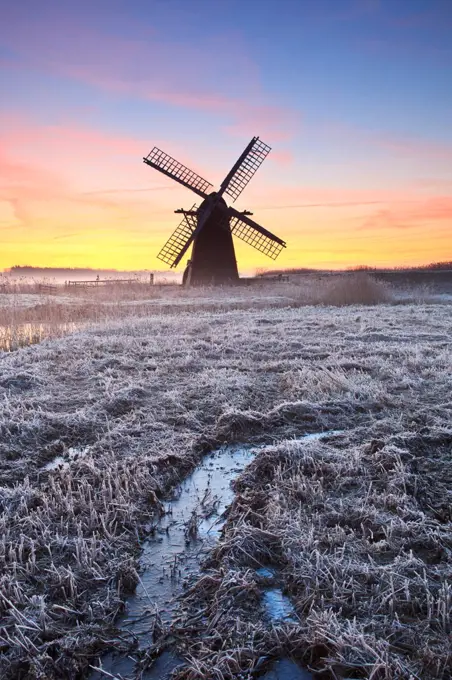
0, 291, 451, 678
0, 275, 393, 351
181, 431, 452, 679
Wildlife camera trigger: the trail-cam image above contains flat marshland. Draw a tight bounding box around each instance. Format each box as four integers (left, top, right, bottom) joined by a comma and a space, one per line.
0, 275, 451, 679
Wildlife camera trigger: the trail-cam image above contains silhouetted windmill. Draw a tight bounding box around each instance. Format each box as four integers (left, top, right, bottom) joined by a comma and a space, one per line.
143, 137, 286, 286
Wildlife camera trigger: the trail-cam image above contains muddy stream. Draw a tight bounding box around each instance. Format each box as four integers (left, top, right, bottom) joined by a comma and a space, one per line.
89, 434, 339, 679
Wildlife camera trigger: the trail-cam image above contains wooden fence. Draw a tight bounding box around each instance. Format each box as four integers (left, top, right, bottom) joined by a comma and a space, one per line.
66, 275, 154, 288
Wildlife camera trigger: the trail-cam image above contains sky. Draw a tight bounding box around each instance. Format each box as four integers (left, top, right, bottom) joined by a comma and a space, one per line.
1, 0, 451, 273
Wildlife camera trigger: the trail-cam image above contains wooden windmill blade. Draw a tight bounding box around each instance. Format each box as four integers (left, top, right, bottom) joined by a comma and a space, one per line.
143, 147, 213, 198
156, 205, 198, 268
228, 207, 287, 260
219, 137, 271, 202
156, 196, 223, 269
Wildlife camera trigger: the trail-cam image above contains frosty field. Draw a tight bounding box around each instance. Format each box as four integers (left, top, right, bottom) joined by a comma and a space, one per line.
0, 280, 451, 679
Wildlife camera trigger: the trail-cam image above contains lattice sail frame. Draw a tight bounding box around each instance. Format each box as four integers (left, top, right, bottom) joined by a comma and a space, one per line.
223, 138, 271, 202
157, 205, 198, 267
228, 214, 285, 260
144, 148, 213, 197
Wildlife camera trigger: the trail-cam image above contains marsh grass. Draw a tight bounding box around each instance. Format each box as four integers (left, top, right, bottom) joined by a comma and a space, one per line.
0, 275, 394, 352
0, 295, 451, 678
171, 431, 452, 679
0, 322, 82, 352
318, 272, 391, 305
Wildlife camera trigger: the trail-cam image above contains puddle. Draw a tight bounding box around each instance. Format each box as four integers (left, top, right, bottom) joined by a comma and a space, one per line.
0, 321, 83, 352
262, 588, 297, 623
256, 566, 277, 579
300, 430, 343, 442
139, 650, 186, 677
256, 567, 298, 625
91, 649, 185, 680
260, 658, 314, 680
121, 446, 255, 639
43, 446, 90, 471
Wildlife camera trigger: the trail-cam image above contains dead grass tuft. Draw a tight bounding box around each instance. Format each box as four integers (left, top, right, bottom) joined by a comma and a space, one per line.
318, 273, 392, 306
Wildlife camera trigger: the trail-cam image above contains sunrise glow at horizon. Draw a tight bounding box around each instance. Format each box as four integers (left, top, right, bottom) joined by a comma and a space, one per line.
1, 0, 451, 274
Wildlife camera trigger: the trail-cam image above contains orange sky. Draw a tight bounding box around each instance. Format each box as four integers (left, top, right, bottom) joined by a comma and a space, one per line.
1, 115, 451, 273
1, 2, 451, 273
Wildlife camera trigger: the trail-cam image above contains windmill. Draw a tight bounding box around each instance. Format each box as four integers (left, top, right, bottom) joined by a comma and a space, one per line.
143, 137, 287, 286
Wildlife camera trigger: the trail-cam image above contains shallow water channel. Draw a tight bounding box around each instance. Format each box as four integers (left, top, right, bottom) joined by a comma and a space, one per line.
90, 435, 339, 679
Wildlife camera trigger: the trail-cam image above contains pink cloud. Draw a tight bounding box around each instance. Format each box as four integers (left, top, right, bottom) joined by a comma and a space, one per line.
413, 178, 452, 190
0, 144, 67, 227
357, 196, 452, 231
1, 114, 145, 160
1, 15, 298, 143
312, 120, 452, 164
0, 112, 221, 194
236, 182, 452, 246
245, 182, 422, 208
0, 116, 163, 232
376, 135, 452, 161
267, 149, 295, 167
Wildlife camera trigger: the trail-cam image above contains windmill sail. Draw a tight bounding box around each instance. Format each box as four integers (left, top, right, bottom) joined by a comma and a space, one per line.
220, 137, 271, 202
228, 208, 286, 260
144, 148, 213, 198
157, 206, 198, 268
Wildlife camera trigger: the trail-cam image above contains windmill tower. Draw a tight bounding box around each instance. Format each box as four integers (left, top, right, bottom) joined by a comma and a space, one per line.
143, 137, 287, 286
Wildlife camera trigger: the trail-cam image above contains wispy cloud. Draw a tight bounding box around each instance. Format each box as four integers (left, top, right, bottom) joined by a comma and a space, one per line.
0, 115, 161, 233
83, 186, 179, 196
1, 11, 298, 143
357, 196, 452, 231
246, 182, 425, 207
256, 200, 387, 211
376, 134, 452, 161
312, 120, 452, 163
52, 232, 79, 241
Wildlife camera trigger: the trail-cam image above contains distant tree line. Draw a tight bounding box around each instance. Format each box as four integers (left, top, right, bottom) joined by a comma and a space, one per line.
257, 261, 452, 277
5, 266, 152, 276
347, 262, 452, 272
7, 266, 119, 275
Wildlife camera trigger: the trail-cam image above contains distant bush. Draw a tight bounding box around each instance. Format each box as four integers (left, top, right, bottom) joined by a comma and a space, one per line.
319, 273, 391, 306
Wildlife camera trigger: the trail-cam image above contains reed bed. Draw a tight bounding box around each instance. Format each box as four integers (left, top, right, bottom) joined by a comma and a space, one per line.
0, 274, 393, 352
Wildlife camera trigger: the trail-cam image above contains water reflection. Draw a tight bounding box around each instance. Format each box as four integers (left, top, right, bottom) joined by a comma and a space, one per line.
0, 322, 82, 351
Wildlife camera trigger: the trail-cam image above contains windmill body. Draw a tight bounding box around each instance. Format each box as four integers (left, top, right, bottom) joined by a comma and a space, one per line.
143, 137, 287, 286
185, 194, 239, 286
